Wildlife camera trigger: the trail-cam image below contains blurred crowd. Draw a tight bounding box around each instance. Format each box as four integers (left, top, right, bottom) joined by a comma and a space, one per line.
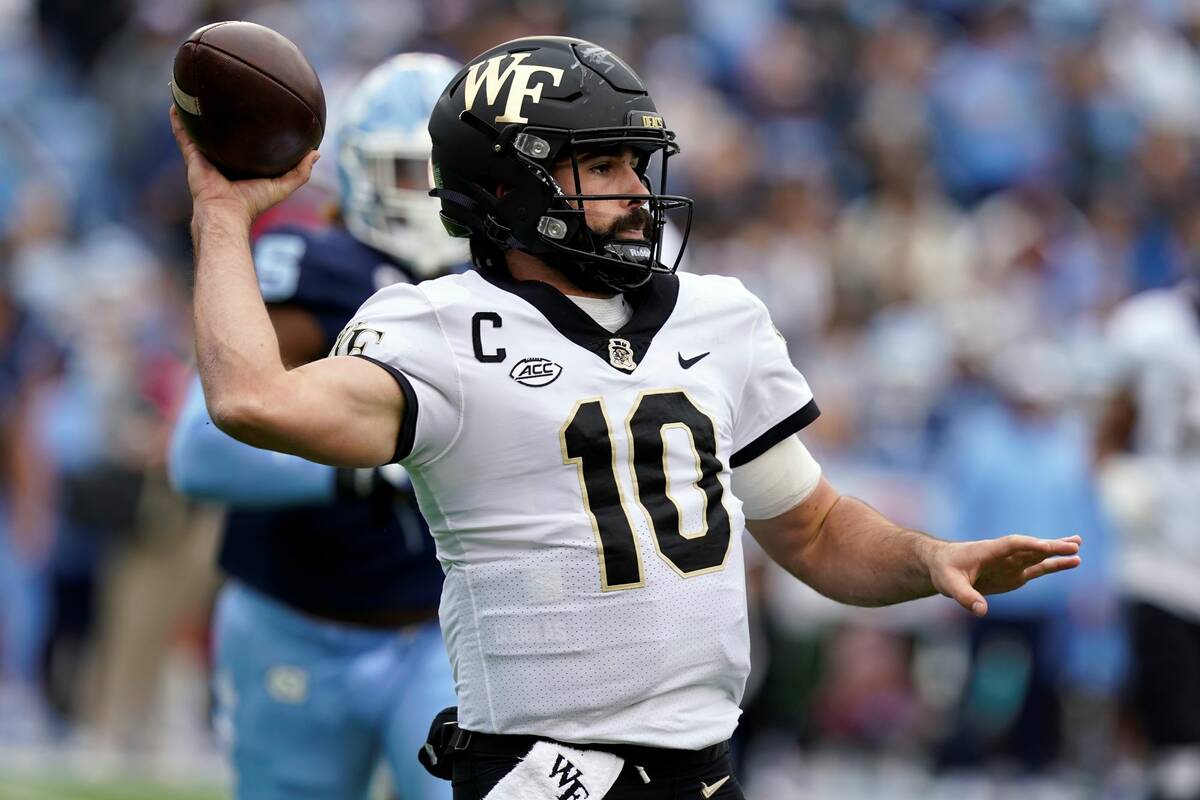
3, 0, 1200, 796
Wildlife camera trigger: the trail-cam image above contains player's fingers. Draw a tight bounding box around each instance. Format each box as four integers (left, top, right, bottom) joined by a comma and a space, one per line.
298, 150, 320, 184
169, 105, 225, 187
991, 534, 1079, 558
1001, 551, 1046, 572
939, 570, 988, 617
290, 150, 321, 183
1040, 538, 1081, 556
1010, 542, 1076, 566
168, 106, 192, 162
1021, 555, 1081, 582
169, 105, 198, 157
271, 151, 320, 196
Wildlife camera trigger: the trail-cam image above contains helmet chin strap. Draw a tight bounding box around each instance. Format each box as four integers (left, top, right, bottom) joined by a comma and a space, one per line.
542, 238, 654, 295
602, 239, 653, 264
562, 223, 659, 293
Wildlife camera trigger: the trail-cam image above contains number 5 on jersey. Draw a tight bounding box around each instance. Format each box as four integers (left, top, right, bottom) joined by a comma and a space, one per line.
561, 389, 732, 592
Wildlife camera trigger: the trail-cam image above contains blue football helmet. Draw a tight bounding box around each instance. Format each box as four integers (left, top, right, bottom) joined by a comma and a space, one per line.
337, 53, 467, 277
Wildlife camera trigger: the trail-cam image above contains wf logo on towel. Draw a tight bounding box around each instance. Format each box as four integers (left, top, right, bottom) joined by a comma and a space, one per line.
549, 753, 591, 800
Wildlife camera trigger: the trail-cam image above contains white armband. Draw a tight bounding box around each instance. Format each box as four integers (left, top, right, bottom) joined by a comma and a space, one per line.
731, 434, 822, 520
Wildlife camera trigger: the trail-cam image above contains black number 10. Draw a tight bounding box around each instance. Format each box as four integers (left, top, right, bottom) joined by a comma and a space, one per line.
561, 390, 732, 592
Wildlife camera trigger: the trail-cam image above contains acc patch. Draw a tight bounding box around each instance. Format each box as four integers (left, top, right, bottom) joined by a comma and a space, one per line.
509, 357, 562, 387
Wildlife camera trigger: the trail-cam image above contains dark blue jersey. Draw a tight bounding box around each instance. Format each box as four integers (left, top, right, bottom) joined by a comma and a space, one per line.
217, 224, 445, 617
250, 224, 414, 349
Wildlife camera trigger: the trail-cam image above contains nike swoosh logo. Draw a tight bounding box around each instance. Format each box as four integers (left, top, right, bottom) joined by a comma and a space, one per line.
678, 351, 710, 369
700, 775, 730, 798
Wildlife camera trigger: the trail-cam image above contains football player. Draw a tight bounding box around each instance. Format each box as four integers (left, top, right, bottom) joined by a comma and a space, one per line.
1099, 275, 1200, 800
171, 36, 1082, 800
168, 53, 463, 800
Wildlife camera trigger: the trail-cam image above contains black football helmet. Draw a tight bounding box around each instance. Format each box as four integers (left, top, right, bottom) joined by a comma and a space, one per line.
428, 36, 693, 293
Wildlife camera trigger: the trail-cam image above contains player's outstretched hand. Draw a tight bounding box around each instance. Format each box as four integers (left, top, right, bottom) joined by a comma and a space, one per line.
929, 534, 1082, 618
169, 105, 319, 226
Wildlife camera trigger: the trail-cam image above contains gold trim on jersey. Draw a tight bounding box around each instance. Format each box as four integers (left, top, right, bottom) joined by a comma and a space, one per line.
658, 421, 708, 541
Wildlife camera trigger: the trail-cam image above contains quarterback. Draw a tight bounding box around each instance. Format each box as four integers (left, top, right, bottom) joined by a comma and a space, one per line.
172, 36, 1081, 800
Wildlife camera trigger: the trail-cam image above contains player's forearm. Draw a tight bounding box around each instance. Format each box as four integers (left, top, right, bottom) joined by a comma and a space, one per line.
792, 496, 941, 607
190, 207, 287, 437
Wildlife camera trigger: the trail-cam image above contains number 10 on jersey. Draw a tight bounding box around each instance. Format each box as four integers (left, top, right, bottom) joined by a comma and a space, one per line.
560, 389, 733, 591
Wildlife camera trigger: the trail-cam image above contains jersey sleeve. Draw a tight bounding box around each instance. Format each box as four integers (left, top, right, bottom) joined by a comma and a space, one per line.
730, 293, 820, 468
1106, 292, 1174, 374
332, 283, 462, 468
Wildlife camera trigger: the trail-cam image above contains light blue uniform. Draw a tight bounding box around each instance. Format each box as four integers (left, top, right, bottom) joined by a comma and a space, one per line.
211, 583, 453, 800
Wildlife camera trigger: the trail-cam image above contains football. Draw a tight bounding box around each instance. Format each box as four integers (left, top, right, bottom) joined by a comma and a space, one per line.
171, 21, 325, 179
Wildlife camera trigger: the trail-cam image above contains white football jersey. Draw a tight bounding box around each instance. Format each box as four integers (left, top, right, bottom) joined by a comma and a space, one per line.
334, 265, 818, 748
1106, 285, 1200, 617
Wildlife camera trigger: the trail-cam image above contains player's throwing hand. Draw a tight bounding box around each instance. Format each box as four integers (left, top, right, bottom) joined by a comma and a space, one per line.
169, 105, 319, 227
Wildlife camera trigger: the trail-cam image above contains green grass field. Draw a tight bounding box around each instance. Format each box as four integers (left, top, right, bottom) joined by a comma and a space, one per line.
0, 773, 226, 800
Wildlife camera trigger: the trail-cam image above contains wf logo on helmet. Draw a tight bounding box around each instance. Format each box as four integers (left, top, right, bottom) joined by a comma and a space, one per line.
463, 53, 564, 125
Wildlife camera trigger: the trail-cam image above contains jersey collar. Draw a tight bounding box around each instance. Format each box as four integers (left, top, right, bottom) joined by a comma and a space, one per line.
477, 262, 679, 374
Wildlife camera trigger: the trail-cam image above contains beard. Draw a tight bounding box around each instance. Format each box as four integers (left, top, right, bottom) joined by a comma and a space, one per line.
600, 205, 653, 240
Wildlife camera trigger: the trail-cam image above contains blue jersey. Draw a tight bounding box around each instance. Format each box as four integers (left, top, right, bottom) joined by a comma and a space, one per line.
218, 225, 444, 616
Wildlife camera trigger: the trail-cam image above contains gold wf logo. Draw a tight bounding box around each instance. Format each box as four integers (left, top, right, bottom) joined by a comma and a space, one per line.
463, 53, 565, 124
333, 324, 384, 356
641, 114, 665, 128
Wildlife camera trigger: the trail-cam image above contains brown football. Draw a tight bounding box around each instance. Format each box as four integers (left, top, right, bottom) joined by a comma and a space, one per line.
171, 21, 325, 179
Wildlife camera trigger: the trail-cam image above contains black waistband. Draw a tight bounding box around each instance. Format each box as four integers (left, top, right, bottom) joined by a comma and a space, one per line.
451, 728, 729, 769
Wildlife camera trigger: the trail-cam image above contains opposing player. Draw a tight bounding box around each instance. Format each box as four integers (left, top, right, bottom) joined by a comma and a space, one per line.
172, 36, 1082, 800
168, 53, 463, 800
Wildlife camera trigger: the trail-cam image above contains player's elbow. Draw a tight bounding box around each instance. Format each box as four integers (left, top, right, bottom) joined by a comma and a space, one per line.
208, 393, 274, 446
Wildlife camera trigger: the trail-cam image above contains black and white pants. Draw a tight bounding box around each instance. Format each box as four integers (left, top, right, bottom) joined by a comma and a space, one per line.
450, 733, 746, 800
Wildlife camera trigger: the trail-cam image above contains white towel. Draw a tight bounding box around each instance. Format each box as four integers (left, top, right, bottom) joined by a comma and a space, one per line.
483, 740, 624, 800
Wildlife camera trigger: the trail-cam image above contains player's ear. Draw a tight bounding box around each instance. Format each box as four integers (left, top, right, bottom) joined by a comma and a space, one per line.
495, 183, 509, 198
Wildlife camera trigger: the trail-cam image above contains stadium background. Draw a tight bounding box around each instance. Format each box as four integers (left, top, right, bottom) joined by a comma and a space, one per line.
0, 0, 1193, 797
